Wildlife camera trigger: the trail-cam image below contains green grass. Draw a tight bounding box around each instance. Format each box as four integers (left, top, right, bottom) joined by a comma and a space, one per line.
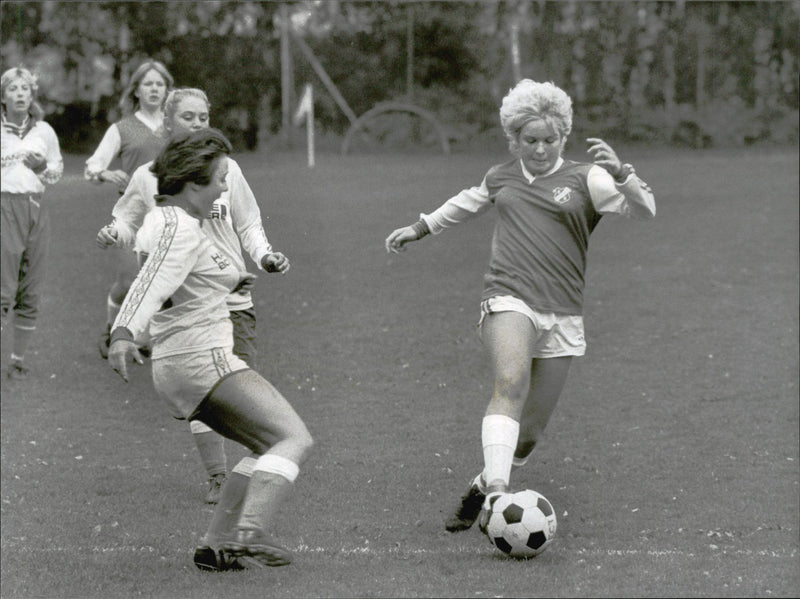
1, 145, 798, 598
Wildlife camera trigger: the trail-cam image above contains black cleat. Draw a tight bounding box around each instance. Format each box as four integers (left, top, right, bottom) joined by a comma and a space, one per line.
445, 480, 487, 532
223, 529, 293, 567
193, 545, 245, 572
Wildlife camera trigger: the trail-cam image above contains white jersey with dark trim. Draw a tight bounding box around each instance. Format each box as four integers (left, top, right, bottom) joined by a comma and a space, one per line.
110, 157, 272, 311
113, 205, 242, 358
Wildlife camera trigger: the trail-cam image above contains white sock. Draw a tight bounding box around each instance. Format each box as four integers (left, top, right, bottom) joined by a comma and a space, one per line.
481, 414, 519, 491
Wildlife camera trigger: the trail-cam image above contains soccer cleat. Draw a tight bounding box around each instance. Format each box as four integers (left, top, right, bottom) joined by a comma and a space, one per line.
98, 325, 111, 360
193, 545, 245, 572
205, 473, 226, 504
7, 362, 29, 380
223, 529, 293, 567
445, 479, 487, 532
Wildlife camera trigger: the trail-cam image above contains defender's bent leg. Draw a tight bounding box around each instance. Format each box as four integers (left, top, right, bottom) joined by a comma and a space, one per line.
196, 369, 312, 566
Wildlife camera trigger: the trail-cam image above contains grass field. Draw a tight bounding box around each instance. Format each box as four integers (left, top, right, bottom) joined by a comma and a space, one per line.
1, 143, 798, 598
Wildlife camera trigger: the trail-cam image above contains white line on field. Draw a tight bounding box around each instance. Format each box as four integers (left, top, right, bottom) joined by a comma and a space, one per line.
2, 543, 797, 559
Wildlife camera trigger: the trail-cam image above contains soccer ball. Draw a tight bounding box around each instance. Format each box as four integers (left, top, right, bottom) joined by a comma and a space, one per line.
480, 489, 557, 558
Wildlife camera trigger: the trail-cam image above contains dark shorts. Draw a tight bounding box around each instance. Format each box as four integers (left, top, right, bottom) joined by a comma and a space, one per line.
230, 307, 257, 366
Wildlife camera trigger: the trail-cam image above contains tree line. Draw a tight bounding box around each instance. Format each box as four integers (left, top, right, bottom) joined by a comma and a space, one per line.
2, 1, 798, 153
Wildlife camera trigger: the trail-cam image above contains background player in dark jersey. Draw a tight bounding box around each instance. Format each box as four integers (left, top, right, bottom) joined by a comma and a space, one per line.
84, 60, 173, 360
385, 79, 656, 533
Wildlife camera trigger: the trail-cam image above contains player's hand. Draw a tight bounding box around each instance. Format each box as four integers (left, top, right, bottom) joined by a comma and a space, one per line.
233, 272, 257, 294
23, 151, 45, 170
586, 138, 623, 178
96, 224, 119, 249
385, 226, 420, 253
262, 252, 290, 274
101, 169, 130, 190
108, 339, 144, 383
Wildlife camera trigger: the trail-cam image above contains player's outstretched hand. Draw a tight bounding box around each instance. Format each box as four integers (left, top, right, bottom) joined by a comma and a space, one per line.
262, 252, 290, 274
96, 224, 119, 249
586, 138, 623, 178
108, 339, 144, 383
385, 225, 420, 254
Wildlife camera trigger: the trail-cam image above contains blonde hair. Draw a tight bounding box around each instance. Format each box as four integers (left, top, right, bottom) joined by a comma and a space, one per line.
164, 88, 210, 121
500, 80, 573, 153
1, 67, 45, 120
118, 60, 173, 115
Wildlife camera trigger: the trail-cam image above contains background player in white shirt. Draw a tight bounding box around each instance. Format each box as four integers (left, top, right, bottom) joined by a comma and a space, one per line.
84, 60, 173, 360
385, 79, 656, 533
1, 67, 63, 380
108, 128, 312, 571
96, 88, 289, 504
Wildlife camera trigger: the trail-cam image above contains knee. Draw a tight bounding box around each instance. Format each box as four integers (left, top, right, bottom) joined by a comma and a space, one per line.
295, 426, 314, 462
493, 372, 529, 404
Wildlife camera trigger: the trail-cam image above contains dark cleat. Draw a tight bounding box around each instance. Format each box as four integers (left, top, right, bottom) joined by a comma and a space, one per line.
223, 529, 293, 567
445, 480, 487, 532
193, 545, 245, 572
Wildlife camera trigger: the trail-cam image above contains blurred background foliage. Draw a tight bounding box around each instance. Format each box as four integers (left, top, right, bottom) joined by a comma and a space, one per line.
1, 0, 798, 153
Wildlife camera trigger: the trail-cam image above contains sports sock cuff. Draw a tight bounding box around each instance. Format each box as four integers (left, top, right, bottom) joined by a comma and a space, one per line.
254, 453, 300, 482
190, 420, 214, 434
481, 414, 520, 448
232, 456, 257, 477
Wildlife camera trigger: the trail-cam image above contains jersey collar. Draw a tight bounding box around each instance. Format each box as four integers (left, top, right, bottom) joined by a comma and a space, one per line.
519, 156, 564, 183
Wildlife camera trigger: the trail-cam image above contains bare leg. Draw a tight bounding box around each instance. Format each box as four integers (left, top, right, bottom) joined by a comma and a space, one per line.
515, 356, 572, 461
198, 369, 313, 567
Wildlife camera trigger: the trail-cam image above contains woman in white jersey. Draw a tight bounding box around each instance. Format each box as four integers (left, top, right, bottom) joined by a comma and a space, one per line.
385, 79, 656, 533
96, 88, 289, 505
108, 128, 312, 571
1, 67, 63, 380
85, 60, 173, 360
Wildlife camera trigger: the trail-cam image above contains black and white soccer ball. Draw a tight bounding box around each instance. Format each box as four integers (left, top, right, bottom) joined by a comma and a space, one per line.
480, 489, 557, 558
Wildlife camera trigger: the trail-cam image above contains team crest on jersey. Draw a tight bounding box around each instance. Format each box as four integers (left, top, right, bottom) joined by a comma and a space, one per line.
552, 186, 572, 205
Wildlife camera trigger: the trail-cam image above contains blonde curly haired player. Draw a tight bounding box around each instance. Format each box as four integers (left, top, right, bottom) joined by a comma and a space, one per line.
1, 66, 63, 380
385, 79, 655, 532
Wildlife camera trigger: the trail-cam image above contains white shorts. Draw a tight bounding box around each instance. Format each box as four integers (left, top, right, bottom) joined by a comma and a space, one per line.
152, 346, 249, 419
478, 295, 586, 358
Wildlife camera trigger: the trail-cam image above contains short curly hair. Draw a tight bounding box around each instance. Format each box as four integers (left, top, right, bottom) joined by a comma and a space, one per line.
1, 67, 45, 121
499, 80, 573, 153
151, 127, 231, 197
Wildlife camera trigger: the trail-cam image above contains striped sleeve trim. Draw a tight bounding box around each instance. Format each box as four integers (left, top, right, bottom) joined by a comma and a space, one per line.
115, 207, 179, 330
